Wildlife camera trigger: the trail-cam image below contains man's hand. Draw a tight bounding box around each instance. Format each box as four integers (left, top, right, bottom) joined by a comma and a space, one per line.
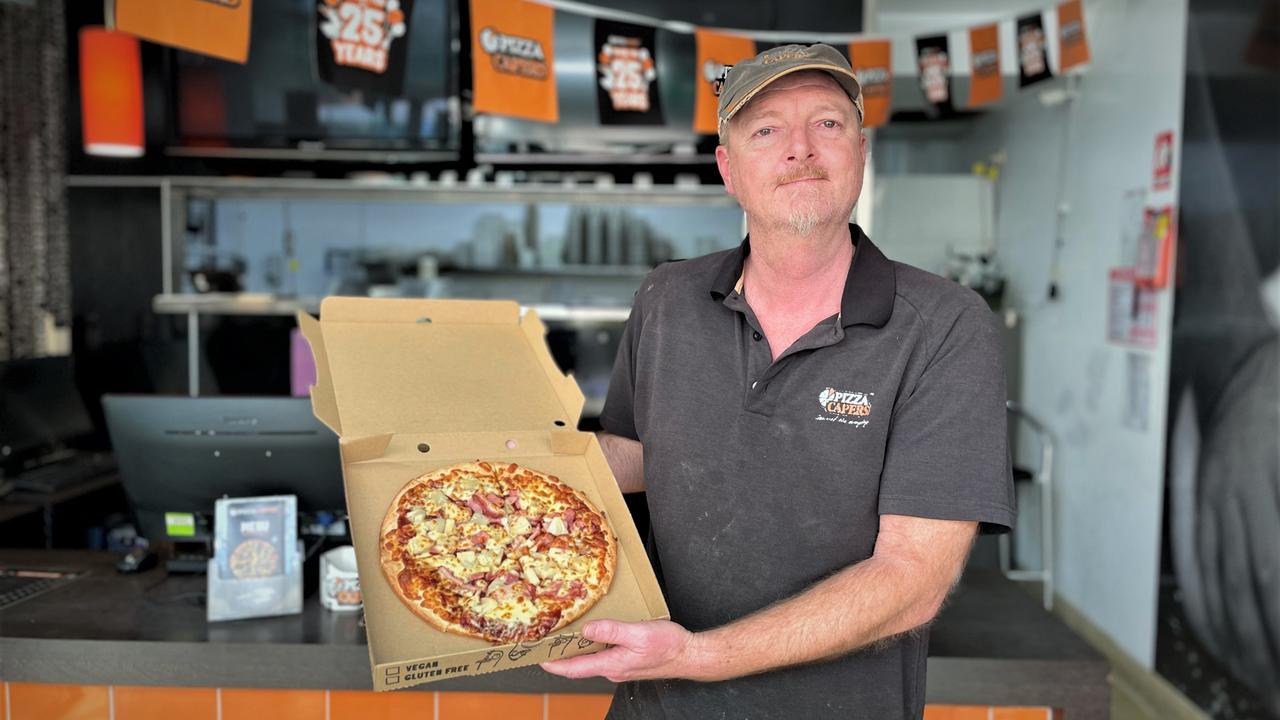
540, 619, 704, 682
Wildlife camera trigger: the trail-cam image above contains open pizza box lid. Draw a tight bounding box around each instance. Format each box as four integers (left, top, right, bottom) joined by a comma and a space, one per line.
297, 297, 584, 438
297, 296, 668, 691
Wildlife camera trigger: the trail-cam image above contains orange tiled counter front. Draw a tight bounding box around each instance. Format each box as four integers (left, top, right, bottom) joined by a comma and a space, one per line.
0, 683, 1057, 720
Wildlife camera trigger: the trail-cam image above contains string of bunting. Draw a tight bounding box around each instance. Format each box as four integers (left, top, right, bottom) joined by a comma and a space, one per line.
471, 0, 1092, 130
105, 0, 1090, 135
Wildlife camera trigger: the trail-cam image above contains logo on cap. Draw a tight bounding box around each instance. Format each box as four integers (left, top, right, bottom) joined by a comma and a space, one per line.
762, 47, 814, 64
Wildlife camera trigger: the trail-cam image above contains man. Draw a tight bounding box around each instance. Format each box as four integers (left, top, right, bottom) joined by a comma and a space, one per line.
541, 44, 1015, 719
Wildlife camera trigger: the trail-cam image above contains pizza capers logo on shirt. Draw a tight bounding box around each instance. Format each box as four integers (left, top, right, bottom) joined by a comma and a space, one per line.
816, 387, 874, 427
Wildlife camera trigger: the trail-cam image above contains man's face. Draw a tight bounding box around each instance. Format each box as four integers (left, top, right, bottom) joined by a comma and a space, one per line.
715, 71, 867, 236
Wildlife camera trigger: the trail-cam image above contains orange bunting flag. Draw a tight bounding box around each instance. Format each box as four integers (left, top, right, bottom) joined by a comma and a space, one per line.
470, 0, 558, 123
111, 0, 252, 64
848, 39, 892, 128
1057, 0, 1092, 71
968, 24, 1002, 107
693, 29, 757, 135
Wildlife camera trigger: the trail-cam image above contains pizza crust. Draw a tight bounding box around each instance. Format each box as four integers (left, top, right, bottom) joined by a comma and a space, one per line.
378, 460, 617, 643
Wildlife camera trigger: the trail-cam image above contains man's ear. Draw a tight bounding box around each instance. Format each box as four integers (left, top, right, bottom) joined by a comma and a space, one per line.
715, 144, 736, 196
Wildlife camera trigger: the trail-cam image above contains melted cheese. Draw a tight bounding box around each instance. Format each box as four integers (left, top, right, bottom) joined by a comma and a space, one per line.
402, 464, 611, 632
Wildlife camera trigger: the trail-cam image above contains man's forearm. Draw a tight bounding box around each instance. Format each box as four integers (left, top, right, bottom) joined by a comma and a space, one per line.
681, 557, 927, 681
681, 519, 976, 682
597, 431, 645, 493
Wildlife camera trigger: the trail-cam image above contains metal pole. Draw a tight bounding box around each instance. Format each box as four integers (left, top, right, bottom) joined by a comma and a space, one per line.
187, 310, 199, 397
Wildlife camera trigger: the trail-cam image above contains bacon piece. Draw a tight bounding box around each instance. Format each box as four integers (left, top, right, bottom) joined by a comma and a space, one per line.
470, 493, 505, 520
437, 567, 470, 588
470, 531, 489, 546
484, 492, 504, 506
564, 509, 576, 525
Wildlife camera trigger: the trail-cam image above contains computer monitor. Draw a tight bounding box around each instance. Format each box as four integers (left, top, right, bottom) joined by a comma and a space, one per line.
0, 356, 96, 472
101, 395, 345, 543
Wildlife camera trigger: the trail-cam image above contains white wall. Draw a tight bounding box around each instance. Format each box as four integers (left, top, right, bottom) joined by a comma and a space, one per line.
874, 0, 1188, 667
975, 0, 1186, 667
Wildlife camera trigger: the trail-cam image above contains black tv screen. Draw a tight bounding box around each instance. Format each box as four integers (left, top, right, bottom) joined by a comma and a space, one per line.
169, 0, 457, 157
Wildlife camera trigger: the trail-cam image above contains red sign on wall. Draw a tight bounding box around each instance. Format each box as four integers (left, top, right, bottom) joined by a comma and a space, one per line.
1153, 131, 1174, 190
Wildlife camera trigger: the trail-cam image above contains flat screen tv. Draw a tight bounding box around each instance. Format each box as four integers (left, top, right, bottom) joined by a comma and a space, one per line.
167, 0, 459, 161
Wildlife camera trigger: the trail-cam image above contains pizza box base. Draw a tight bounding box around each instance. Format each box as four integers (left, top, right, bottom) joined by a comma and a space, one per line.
297, 298, 669, 692
343, 430, 665, 691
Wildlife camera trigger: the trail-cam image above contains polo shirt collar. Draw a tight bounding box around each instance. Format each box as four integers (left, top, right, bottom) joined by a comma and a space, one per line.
708, 223, 896, 328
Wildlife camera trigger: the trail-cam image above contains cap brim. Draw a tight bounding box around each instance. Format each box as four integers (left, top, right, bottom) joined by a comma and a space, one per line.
720, 64, 864, 137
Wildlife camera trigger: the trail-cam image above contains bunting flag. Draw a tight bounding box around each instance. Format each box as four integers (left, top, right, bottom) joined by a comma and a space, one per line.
470, 0, 558, 122
915, 34, 953, 117
316, 0, 415, 96
126, 0, 1101, 131
1017, 12, 1054, 86
111, 0, 252, 64
595, 19, 665, 125
693, 29, 757, 134
849, 39, 892, 128
1056, 0, 1091, 71
967, 24, 1002, 107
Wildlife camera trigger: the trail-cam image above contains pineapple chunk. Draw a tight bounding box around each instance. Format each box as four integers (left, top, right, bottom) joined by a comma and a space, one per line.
509, 515, 532, 535
546, 516, 568, 536
407, 536, 432, 556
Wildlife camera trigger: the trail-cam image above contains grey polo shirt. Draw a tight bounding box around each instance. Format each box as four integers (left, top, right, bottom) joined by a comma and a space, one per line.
599, 224, 1015, 720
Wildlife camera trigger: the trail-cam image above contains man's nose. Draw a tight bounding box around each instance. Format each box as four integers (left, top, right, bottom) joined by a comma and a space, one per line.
786, 127, 817, 162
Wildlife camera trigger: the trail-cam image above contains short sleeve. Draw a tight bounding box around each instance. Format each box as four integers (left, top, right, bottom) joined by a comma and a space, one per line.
599, 276, 650, 442
877, 305, 1016, 534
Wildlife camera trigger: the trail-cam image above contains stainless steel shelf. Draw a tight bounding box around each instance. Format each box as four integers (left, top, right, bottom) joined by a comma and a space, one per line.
66, 175, 738, 207
475, 152, 718, 166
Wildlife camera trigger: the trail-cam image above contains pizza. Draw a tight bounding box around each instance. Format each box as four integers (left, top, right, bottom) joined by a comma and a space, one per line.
379, 460, 616, 643
228, 538, 280, 578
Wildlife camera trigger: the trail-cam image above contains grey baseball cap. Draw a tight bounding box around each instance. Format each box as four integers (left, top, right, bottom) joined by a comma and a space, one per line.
716, 43, 864, 141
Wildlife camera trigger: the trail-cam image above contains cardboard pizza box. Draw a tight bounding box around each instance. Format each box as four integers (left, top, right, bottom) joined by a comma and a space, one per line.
297, 297, 668, 691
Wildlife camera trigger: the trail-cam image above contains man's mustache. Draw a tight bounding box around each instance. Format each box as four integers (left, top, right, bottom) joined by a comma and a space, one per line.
777, 165, 830, 186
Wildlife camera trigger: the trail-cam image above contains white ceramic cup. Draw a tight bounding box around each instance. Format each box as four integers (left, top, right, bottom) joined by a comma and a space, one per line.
319, 546, 361, 612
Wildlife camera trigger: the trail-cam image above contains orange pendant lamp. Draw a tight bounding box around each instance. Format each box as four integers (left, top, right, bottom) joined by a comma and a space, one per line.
79, 27, 144, 158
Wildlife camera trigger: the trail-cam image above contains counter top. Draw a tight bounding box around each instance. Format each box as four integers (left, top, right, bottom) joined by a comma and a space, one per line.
0, 550, 1109, 714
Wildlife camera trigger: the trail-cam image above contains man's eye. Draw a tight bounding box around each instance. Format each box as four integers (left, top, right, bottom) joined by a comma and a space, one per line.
754, 127, 773, 137
821, 120, 840, 129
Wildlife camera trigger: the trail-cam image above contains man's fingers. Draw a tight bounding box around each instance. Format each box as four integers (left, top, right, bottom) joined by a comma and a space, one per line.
540, 645, 625, 679
582, 619, 648, 648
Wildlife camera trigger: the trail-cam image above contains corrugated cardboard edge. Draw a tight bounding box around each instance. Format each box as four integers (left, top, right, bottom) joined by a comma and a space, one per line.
520, 311, 587, 424
296, 310, 341, 435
